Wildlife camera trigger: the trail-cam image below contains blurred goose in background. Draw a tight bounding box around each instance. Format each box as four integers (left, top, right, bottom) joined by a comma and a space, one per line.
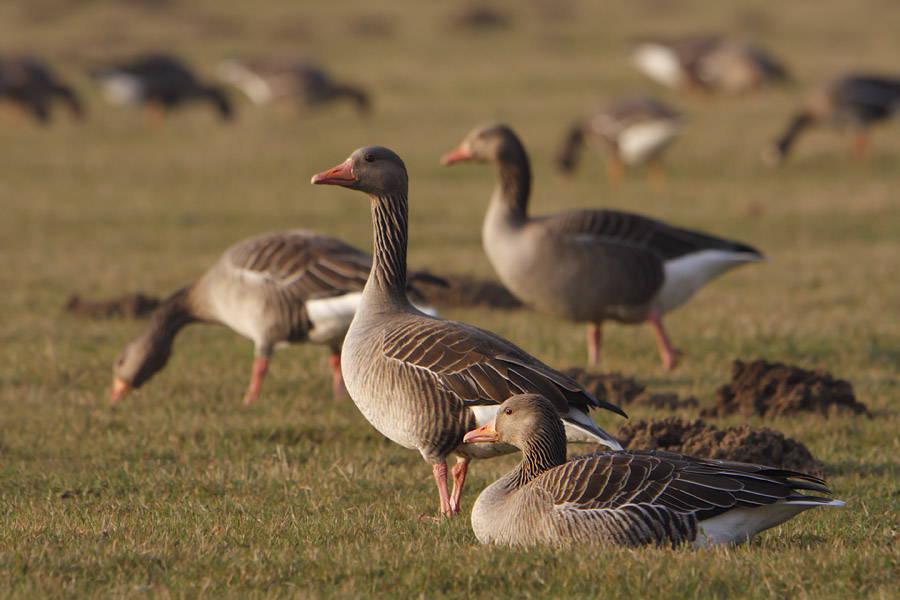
0, 55, 83, 123
763, 74, 900, 166
442, 124, 765, 370
312, 146, 626, 518
464, 394, 843, 547
631, 35, 789, 96
557, 95, 683, 185
91, 54, 232, 123
217, 59, 369, 114
111, 230, 442, 405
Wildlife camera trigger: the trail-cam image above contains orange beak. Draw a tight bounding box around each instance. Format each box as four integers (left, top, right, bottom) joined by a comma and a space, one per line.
311, 158, 356, 186
110, 376, 132, 403
440, 143, 473, 166
463, 415, 499, 444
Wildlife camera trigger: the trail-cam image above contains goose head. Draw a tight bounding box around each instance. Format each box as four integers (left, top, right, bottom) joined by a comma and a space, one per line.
111, 336, 171, 403
441, 123, 526, 166
463, 393, 567, 453
311, 146, 407, 197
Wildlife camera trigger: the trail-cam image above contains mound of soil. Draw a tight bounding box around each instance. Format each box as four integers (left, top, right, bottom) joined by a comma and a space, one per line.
615, 416, 830, 478
564, 367, 698, 411
703, 359, 868, 418
414, 272, 523, 310
63, 292, 160, 319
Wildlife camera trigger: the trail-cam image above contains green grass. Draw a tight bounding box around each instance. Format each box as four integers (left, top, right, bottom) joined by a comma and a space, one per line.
2, 0, 900, 597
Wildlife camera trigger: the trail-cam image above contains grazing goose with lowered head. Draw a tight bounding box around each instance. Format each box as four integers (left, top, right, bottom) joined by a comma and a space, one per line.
217, 59, 369, 115
557, 95, 683, 186
311, 146, 625, 518
631, 35, 789, 96
443, 124, 765, 370
92, 54, 232, 123
0, 55, 84, 123
762, 74, 900, 166
112, 230, 440, 405
464, 394, 843, 547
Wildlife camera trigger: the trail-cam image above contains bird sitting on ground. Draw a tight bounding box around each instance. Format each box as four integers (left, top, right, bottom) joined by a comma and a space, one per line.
443, 124, 765, 370
464, 394, 843, 547
111, 230, 442, 405
312, 146, 626, 518
91, 53, 232, 124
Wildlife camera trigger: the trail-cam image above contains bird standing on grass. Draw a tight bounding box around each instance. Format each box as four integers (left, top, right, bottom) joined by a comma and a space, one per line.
312, 146, 625, 518
763, 74, 900, 166
443, 123, 765, 370
91, 54, 232, 124
111, 230, 440, 405
464, 394, 843, 547
0, 55, 84, 123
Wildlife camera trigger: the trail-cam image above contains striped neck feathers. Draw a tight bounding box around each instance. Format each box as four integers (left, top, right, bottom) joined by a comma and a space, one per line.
492, 139, 532, 220
507, 416, 568, 490
368, 191, 410, 301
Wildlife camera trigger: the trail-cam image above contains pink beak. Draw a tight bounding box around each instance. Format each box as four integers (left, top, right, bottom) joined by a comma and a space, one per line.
440, 143, 473, 166
110, 376, 132, 403
311, 158, 356, 186
463, 415, 499, 444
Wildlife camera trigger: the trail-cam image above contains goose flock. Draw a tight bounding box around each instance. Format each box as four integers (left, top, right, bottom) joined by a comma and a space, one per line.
17, 28, 886, 549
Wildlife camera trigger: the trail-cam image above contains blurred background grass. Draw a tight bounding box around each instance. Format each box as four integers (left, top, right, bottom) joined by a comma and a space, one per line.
1, 0, 899, 597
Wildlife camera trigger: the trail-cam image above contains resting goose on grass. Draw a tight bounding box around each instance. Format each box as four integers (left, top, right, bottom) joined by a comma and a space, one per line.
464, 394, 843, 547
112, 230, 440, 405
311, 146, 625, 518
557, 95, 683, 185
442, 123, 765, 370
92, 54, 232, 123
763, 73, 900, 166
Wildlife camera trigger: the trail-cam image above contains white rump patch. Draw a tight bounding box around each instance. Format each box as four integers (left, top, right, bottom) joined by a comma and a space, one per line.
306, 292, 363, 344
660, 250, 764, 313
632, 44, 685, 88
694, 499, 844, 547
216, 60, 273, 105
618, 121, 682, 164
469, 405, 500, 428
99, 74, 141, 105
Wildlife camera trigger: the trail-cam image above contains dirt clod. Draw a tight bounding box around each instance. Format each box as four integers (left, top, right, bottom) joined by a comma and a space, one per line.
704, 359, 868, 418
565, 367, 698, 411
414, 273, 523, 310
63, 292, 160, 319
615, 416, 830, 478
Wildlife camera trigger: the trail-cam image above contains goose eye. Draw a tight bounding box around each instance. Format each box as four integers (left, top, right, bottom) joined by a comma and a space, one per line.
364, 153, 375, 162
504, 408, 512, 415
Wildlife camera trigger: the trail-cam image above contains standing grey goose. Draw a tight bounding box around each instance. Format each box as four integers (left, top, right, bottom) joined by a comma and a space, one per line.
111, 230, 440, 405
0, 55, 84, 123
557, 95, 683, 186
442, 123, 765, 370
464, 394, 843, 547
311, 146, 625, 518
91, 54, 232, 123
762, 74, 900, 166
217, 59, 369, 115
631, 35, 789, 96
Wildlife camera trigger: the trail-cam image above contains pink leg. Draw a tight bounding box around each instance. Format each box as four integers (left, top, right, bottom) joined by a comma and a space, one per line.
242, 356, 269, 405
647, 308, 680, 370
448, 458, 469, 515
852, 129, 870, 161
587, 323, 602, 366
432, 462, 452, 518
328, 350, 345, 401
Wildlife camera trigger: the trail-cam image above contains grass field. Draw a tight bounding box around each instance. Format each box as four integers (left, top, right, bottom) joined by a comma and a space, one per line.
1, 0, 899, 597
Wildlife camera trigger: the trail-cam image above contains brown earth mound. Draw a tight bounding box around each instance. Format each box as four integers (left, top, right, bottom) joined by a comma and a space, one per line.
703, 359, 868, 418
63, 292, 160, 319
414, 273, 523, 310
615, 416, 830, 478
564, 367, 698, 411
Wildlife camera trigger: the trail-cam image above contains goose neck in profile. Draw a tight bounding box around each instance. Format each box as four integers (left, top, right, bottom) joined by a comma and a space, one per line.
507, 421, 568, 490
489, 144, 532, 224
145, 286, 198, 346
366, 192, 411, 304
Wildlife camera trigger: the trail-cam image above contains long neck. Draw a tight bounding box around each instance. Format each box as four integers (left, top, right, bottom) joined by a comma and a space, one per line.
775, 111, 813, 156
142, 286, 197, 351
367, 192, 410, 303
506, 421, 568, 490
491, 143, 532, 222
